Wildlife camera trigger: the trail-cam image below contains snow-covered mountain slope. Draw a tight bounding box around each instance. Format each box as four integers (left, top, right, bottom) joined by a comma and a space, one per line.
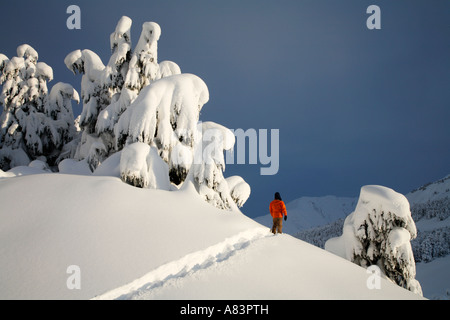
254, 196, 357, 234
406, 174, 450, 299
406, 174, 450, 205
123, 234, 420, 300
0, 172, 422, 299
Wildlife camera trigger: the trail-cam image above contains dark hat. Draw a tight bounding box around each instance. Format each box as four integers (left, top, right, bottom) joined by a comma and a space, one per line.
274, 192, 282, 200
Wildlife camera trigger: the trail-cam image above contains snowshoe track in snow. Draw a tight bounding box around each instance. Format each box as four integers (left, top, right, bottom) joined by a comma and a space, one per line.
93, 227, 270, 300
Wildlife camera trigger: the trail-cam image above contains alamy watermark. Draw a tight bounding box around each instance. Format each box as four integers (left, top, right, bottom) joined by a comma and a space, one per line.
367, 5, 381, 30
191, 125, 280, 176
226, 128, 279, 176
67, 4, 381, 31
66, 5, 81, 30
66, 265, 81, 290
366, 265, 382, 290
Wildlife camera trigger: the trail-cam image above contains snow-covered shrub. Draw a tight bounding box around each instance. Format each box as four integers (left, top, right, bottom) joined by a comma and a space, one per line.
0, 45, 79, 170
325, 185, 422, 296
226, 176, 251, 208
120, 142, 170, 190
28, 159, 51, 172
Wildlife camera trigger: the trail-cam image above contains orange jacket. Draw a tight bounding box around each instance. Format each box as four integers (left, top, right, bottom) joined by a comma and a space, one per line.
270, 200, 287, 219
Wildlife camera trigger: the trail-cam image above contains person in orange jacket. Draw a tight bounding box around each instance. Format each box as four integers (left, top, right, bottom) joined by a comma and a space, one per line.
270, 192, 287, 234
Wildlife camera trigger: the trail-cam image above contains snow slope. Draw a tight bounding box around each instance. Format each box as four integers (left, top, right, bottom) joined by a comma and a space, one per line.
406, 174, 450, 299
114, 235, 421, 300
254, 195, 356, 234
416, 256, 450, 300
406, 174, 450, 205
0, 171, 422, 300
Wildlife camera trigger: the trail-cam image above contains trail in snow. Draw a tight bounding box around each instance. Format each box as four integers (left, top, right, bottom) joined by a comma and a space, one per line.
93, 227, 271, 300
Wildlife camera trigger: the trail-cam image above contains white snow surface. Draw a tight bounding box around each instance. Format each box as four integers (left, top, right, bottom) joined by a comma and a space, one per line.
406, 174, 450, 205
0, 171, 422, 300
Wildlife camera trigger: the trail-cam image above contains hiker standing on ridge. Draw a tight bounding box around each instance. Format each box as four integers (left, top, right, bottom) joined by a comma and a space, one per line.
270, 192, 287, 234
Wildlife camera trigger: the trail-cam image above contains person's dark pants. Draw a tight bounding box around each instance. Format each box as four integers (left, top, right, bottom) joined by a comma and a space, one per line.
271, 217, 283, 234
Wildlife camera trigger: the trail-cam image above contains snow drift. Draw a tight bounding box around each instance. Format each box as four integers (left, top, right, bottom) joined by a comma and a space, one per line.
0, 171, 423, 300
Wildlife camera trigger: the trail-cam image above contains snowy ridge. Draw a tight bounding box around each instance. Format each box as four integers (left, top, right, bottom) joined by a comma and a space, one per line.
407, 174, 450, 205
0, 171, 423, 299
93, 228, 270, 300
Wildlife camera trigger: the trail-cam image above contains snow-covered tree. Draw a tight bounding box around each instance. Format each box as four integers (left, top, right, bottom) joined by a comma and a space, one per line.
116, 74, 250, 210
186, 121, 249, 210
0, 45, 79, 170
66, 17, 181, 171
64, 48, 110, 171
47, 82, 80, 163
64, 16, 250, 210
116, 73, 208, 186
325, 185, 423, 296
124, 21, 161, 92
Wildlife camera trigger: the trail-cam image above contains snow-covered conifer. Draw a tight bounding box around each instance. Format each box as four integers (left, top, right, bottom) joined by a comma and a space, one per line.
186, 122, 245, 210
66, 18, 178, 170
64, 47, 116, 170
125, 22, 161, 92
325, 185, 423, 295
115, 73, 209, 165
0, 45, 78, 170
64, 16, 250, 210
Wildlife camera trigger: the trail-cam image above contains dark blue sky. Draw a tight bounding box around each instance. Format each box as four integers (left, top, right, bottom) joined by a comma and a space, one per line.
1, 0, 449, 218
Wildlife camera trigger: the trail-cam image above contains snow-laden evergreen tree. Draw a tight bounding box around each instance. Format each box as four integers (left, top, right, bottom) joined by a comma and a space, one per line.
64, 48, 110, 170
47, 82, 80, 163
66, 17, 181, 171
64, 16, 251, 210
124, 21, 161, 92
0, 45, 79, 170
95, 16, 133, 147
186, 121, 250, 210
116, 73, 209, 187
325, 185, 423, 296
